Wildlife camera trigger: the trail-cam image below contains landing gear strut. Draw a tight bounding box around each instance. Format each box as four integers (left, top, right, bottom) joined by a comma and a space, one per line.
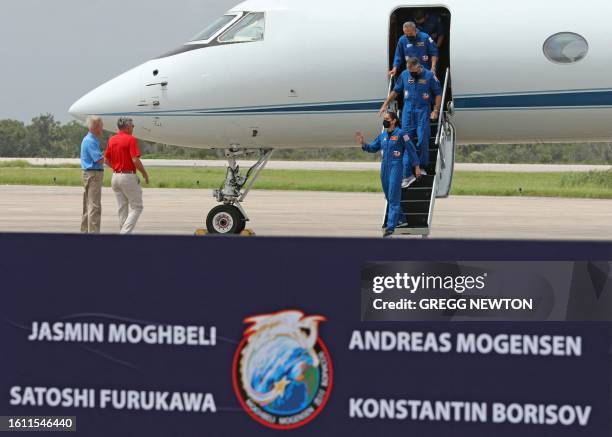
206, 148, 274, 235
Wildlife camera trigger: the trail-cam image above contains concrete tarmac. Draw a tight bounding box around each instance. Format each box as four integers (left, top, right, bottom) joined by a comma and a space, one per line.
0, 185, 610, 240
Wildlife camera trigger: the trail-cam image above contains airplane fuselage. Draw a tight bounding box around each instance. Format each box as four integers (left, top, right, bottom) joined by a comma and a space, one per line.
70, 0, 612, 148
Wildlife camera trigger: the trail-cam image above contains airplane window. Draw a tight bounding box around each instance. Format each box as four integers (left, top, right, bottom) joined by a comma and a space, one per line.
543, 32, 588, 64
189, 15, 238, 42
218, 12, 265, 43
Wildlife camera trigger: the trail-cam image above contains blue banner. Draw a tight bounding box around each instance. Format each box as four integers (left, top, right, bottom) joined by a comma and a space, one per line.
1, 234, 611, 436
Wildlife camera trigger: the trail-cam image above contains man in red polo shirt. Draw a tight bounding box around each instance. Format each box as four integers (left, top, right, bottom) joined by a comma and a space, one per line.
104, 117, 149, 234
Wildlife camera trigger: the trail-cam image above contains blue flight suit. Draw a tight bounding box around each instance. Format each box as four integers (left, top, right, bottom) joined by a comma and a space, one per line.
362, 128, 419, 231
393, 68, 442, 175
392, 31, 438, 72
416, 14, 445, 45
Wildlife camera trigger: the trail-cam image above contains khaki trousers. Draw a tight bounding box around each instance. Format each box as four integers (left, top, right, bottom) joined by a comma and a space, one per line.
81, 170, 104, 233
111, 173, 143, 234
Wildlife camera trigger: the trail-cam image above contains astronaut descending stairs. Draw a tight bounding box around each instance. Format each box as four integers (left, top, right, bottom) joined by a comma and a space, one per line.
394, 68, 455, 237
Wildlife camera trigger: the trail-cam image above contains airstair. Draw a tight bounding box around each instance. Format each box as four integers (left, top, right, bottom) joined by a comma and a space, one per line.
386, 68, 455, 237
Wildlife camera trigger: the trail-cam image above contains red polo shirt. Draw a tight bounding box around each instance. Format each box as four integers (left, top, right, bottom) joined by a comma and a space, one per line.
105, 131, 140, 172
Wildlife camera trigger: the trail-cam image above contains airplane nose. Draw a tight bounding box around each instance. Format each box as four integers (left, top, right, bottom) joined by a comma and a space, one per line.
68, 65, 143, 122
68, 97, 89, 122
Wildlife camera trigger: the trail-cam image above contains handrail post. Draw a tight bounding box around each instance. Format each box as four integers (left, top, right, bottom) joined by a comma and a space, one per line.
435, 68, 450, 145
387, 75, 397, 113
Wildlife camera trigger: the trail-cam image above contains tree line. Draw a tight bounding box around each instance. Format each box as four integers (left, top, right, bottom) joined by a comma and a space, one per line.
1, 114, 611, 164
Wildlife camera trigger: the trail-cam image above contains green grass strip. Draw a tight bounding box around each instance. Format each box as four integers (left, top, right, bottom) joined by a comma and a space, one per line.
0, 166, 611, 199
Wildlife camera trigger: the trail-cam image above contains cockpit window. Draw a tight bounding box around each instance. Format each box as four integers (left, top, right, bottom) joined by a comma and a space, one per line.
189, 14, 238, 42
158, 11, 263, 59
218, 12, 265, 43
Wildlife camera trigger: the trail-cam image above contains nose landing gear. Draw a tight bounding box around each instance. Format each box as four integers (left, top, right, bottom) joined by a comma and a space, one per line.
205, 148, 274, 235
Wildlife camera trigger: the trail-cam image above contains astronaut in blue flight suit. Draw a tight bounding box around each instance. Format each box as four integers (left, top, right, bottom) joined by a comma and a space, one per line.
355, 112, 421, 237
414, 9, 446, 50
388, 21, 438, 78
380, 57, 442, 187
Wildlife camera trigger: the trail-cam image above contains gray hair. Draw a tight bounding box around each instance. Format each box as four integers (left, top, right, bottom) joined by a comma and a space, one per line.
403, 21, 416, 30
86, 115, 102, 130
117, 117, 134, 130
406, 57, 420, 69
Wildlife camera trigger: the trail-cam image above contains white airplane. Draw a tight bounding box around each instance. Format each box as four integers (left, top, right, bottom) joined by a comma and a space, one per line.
69, 0, 612, 235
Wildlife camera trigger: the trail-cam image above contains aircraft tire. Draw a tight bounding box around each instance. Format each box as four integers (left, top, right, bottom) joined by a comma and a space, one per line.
206, 205, 245, 235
